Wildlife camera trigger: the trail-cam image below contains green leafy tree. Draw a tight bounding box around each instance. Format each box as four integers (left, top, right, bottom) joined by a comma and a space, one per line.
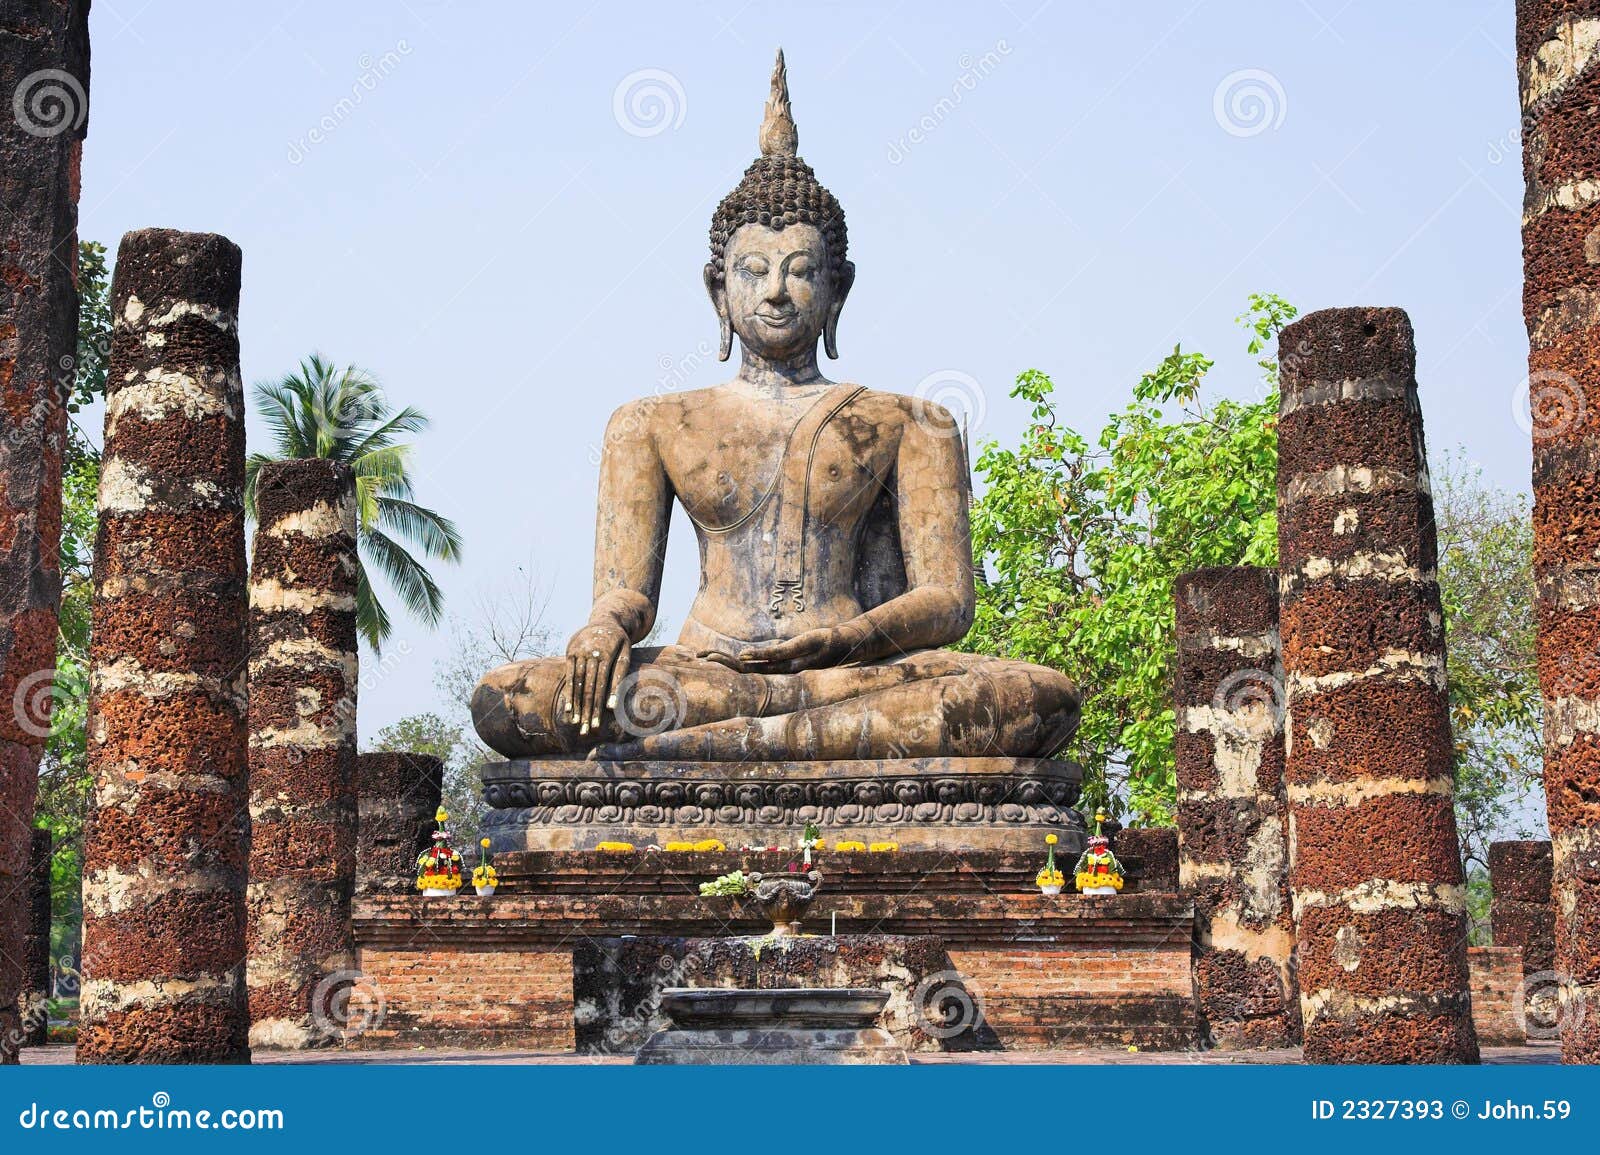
35, 239, 112, 968
967, 294, 1545, 885
965, 295, 1292, 823
1432, 453, 1543, 941
245, 355, 463, 650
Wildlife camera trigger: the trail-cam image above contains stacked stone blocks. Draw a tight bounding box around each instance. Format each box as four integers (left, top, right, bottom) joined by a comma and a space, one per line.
355, 752, 445, 896
79, 228, 250, 1063
1276, 306, 1478, 1063
0, 0, 89, 1063
1516, 0, 1600, 1063
245, 459, 359, 1049
1173, 565, 1299, 1049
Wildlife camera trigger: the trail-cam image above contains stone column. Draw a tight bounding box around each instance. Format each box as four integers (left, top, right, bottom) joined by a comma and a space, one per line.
246, 459, 359, 1049
356, 752, 445, 896
1517, 0, 1600, 1063
0, 0, 89, 1064
1490, 840, 1556, 978
1114, 828, 1179, 892
22, 829, 53, 1046
1491, 839, 1559, 1034
1173, 565, 1298, 1049
1276, 306, 1477, 1063
78, 228, 249, 1064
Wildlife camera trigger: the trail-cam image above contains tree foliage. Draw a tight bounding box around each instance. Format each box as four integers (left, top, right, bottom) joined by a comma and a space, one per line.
35, 240, 112, 964
966, 294, 1542, 857
245, 355, 463, 650
966, 295, 1291, 822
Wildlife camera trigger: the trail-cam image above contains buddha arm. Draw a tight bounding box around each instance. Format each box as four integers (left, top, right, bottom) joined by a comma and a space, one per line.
844, 406, 977, 659
590, 400, 672, 642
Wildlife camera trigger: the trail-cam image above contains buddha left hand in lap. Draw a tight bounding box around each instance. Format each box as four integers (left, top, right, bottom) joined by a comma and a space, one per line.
472, 53, 1079, 763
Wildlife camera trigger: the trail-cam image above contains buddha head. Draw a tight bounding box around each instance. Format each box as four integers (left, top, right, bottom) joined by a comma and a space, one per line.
705, 50, 854, 363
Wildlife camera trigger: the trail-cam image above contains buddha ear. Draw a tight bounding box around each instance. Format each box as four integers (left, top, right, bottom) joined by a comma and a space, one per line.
704, 263, 732, 361
823, 260, 855, 360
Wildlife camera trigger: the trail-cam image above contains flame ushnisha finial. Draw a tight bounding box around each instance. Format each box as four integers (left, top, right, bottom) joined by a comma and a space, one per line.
758, 47, 799, 158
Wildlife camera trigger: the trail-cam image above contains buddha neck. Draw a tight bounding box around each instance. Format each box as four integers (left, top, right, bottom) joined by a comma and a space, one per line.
734, 343, 832, 398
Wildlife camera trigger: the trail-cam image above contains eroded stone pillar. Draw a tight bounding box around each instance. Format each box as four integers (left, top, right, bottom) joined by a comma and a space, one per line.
22, 829, 52, 1046
1173, 565, 1298, 1049
356, 752, 444, 896
1276, 306, 1477, 1063
1516, 0, 1600, 1063
79, 229, 249, 1064
0, 0, 89, 1064
246, 459, 358, 1049
1491, 840, 1556, 978
1114, 828, 1179, 892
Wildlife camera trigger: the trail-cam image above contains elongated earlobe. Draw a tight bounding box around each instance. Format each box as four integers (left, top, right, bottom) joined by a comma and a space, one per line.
704, 263, 732, 361
824, 260, 855, 360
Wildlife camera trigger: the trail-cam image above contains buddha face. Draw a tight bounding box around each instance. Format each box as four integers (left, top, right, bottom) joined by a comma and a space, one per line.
706, 222, 852, 362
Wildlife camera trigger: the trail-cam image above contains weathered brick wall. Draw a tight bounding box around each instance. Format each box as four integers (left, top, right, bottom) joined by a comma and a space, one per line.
1490, 839, 1555, 976
354, 947, 574, 1051
1468, 946, 1528, 1047
78, 229, 249, 1064
352, 888, 1200, 1053
949, 944, 1194, 1050
1277, 307, 1478, 1064
0, 0, 89, 1064
1173, 565, 1299, 1050
1516, 0, 1600, 1064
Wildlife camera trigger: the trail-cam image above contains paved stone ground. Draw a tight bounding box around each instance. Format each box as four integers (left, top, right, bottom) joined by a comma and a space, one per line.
20, 1042, 1562, 1066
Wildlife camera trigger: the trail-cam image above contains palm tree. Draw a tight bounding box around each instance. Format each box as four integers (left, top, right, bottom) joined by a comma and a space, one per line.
246, 354, 463, 650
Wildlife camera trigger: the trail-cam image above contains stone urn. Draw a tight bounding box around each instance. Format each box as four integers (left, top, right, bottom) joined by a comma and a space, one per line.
748, 869, 822, 937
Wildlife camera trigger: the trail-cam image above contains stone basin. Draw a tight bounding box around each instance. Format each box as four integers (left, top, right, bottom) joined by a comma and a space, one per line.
635, 984, 908, 1065
660, 986, 888, 1029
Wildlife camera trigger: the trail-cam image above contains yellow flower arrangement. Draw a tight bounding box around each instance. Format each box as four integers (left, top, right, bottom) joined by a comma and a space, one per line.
693, 838, 725, 852
416, 808, 462, 892
834, 841, 867, 852
471, 837, 498, 890
1037, 868, 1066, 888
868, 842, 898, 853
664, 841, 698, 851
596, 841, 635, 852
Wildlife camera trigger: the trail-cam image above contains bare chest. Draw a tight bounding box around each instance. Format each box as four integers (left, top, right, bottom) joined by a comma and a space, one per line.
660, 400, 897, 533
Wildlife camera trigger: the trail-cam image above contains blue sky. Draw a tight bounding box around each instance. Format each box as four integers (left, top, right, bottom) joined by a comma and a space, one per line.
79, 0, 1528, 737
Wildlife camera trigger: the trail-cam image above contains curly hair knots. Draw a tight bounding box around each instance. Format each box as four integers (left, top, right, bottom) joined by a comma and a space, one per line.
707, 49, 849, 293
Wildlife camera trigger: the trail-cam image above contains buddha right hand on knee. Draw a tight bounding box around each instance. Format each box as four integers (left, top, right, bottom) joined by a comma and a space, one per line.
565, 619, 632, 736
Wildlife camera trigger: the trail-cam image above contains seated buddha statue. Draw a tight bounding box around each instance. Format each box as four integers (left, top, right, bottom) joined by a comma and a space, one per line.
472, 52, 1080, 768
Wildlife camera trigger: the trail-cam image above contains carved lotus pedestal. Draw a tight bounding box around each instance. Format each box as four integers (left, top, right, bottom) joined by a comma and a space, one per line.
480, 756, 1087, 853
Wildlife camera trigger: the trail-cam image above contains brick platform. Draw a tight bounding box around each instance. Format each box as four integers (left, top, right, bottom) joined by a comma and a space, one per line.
351, 864, 1196, 1053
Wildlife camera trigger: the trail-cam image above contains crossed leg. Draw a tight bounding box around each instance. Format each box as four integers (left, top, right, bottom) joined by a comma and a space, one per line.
473, 647, 1079, 761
